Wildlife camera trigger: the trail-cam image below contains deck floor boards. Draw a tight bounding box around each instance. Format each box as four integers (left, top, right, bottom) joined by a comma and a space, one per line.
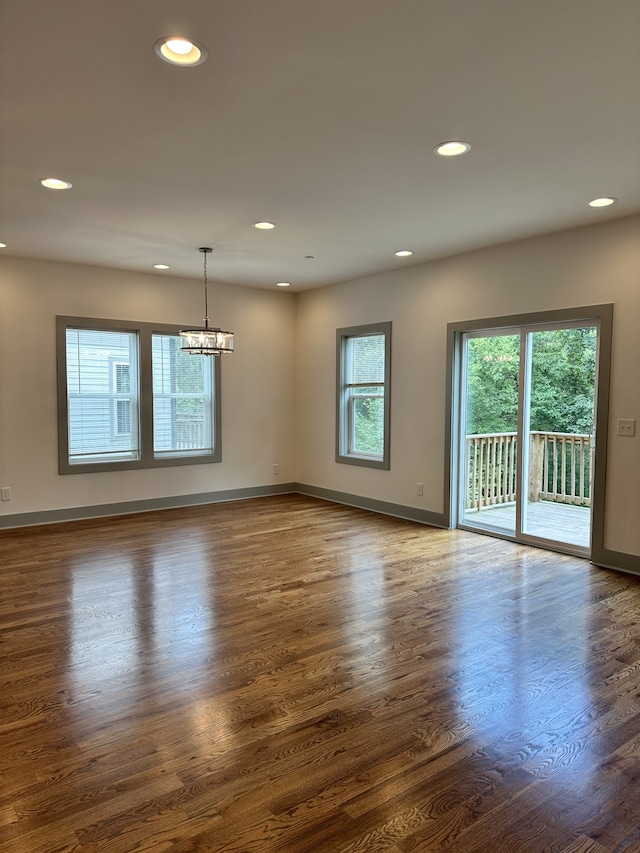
464, 500, 591, 548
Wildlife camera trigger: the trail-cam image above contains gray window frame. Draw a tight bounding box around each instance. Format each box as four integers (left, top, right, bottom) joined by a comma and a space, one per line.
56, 316, 222, 474
336, 321, 391, 469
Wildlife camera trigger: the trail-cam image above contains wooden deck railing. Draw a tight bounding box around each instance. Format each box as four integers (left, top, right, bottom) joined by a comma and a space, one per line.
529, 431, 592, 506
176, 414, 204, 448
466, 431, 593, 510
466, 432, 518, 510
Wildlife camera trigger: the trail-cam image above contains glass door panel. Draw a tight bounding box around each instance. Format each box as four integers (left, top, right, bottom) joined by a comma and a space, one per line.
522, 326, 596, 549
460, 332, 520, 535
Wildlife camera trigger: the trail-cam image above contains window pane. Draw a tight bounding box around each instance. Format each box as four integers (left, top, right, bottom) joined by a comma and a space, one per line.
347, 335, 385, 384
115, 363, 130, 394
152, 335, 214, 457
350, 395, 384, 456
66, 328, 139, 464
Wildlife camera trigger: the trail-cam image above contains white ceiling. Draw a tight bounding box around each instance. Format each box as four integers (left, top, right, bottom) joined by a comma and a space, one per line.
1, 0, 639, 291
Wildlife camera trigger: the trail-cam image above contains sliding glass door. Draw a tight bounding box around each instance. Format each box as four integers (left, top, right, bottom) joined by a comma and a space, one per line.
459, 322, 598, 555
460, 330, 520, 536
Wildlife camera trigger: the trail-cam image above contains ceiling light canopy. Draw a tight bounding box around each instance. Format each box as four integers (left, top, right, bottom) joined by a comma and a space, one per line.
435, 141, 471, 157
254, 221, 276, 230
41, 177, 72, 190
180, 248, 234, 355
154, 37, 208, 66
588, 197, 616, 208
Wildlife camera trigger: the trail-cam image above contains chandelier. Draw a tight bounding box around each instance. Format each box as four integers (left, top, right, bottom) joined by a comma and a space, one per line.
180, 247, 234, 355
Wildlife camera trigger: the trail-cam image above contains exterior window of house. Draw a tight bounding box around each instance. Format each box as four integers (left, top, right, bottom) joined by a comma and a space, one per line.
336, 322, 391, 469
112, 362, 132, 437
57, 317, 221, 474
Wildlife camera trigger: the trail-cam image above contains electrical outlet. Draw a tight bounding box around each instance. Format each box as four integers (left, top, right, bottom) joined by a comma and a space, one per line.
272, 463, 279, 475
1, 487, 11, 501
416, 482, 424, 496
617, 418, 636, 437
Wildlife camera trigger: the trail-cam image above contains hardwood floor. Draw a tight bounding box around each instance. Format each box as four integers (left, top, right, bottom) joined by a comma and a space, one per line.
2, 494, 640, 852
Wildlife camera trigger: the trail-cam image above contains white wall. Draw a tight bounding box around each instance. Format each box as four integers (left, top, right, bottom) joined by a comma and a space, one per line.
295, 216, 640, 558
0, 257, 297, 518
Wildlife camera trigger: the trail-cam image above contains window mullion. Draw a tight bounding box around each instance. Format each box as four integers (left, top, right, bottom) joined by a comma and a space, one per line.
138, 326, 154, 465
345, 381, 385, 389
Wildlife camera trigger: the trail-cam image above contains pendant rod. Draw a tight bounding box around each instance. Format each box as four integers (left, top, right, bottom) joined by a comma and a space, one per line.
200, 247, 212, 328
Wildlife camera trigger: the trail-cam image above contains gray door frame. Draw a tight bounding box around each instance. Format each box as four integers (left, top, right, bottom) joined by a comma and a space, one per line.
444, 304, 613, 561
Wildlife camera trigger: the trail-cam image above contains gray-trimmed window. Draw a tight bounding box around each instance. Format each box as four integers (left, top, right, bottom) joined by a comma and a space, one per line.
57, 317, 221, 474
336, 322, 391, 469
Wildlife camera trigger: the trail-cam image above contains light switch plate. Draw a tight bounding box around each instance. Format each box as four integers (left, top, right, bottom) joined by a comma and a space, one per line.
617, 418, 636, 437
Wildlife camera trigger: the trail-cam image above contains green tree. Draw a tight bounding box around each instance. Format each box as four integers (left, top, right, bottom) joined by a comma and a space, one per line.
465, 328, 596, 436
353, 394, 383, 454
528, 328, 596, 433
466, 335, 520, 434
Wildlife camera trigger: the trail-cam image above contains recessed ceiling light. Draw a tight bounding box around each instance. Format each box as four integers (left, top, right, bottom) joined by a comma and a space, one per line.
395, 250, 413, 257
434, 141, 471, 157
588, 197, 617, 208
154, 37, 208, 66
254, 221, 276, 230
0, 242, 6, 248
153, 264, 170, 270
40, 177, 72, 190
276, 282, 291, 287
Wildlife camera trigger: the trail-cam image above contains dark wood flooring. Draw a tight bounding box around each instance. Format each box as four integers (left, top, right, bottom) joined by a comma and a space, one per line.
2, 494, 640, 852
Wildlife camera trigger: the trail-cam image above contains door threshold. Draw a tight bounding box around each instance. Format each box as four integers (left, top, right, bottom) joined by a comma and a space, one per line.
458, 522, 590, 560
